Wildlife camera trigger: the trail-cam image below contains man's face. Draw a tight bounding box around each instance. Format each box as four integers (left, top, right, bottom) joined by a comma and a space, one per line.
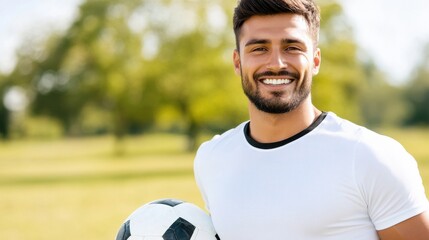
233, 13, 321, 114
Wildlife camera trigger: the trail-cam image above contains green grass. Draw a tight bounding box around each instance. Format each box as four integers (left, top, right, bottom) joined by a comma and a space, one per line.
0, 129, 428, 240
0, 134, 205, 240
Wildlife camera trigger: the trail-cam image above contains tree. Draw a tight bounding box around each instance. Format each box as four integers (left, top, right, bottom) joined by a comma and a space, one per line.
0, 74, 10, 139
404, 43, 429, 126
139, 0, 246, 149
359, 60, 409, 127
153, 31, 246, 149
12, 0, 152, 138
313, 0, 367, 123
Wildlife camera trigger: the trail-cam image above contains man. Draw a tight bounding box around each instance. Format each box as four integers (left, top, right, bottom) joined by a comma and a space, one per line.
193, 0, 429, 239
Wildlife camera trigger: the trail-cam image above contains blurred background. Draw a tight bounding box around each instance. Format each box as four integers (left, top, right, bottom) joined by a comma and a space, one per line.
0, 0, 428, 239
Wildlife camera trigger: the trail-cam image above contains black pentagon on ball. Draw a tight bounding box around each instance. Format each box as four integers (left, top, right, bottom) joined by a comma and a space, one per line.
151, 199, 184, 207
115, 220, 131, 240
162, 217, 195, 240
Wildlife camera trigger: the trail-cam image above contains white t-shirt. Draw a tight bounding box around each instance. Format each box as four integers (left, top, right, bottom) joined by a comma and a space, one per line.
194, 112, 428, 240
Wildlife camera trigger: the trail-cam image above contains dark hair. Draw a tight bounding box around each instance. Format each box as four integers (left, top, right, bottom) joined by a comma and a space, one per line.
233, 0, 320, 50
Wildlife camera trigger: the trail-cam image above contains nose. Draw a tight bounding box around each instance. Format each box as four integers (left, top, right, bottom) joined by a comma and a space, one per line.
267, 50, 287, 71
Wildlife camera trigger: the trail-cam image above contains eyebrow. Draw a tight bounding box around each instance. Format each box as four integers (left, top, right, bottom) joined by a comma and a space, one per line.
244, 39, 270, 47
281, 38, 304, 45
244, 38, 304, 47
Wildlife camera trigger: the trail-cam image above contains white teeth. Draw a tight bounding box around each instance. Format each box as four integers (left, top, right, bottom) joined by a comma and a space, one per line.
262, 79, 291, 85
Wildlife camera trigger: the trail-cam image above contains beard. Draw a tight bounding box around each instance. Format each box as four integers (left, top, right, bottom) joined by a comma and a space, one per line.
241, 70, 311, 114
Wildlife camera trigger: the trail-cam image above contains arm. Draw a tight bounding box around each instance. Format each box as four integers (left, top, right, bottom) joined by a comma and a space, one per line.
377, 211, 429, 240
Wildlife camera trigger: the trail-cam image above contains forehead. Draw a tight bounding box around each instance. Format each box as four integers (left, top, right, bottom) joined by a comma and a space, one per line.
239, 13, 311, 45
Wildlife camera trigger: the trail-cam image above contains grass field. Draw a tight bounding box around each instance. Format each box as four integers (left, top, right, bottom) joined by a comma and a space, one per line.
0, 129, 428, 240
0, 134, 203, 240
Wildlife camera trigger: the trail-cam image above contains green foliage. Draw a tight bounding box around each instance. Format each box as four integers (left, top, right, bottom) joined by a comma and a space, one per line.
3, 0, 249, 146
313, 1, 366, 123
153, 30, 246, 148
358, 61, 410, 127
403, 44, 429, 125
8, 1, 152, 137
14, 116, 63, 139
134, 0, 247, 149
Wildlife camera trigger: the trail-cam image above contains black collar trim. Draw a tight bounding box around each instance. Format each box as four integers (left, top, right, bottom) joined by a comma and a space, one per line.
244, 112, 328, 149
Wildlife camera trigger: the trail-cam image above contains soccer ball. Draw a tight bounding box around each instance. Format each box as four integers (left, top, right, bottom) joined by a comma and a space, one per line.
116, 199, 220, 240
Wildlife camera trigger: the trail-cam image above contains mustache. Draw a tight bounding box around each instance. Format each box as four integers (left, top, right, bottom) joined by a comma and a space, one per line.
253, 70, 299, 80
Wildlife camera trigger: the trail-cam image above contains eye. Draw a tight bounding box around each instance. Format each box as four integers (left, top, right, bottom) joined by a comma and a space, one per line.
251, 47, 268, 52
285, 46, 301, 52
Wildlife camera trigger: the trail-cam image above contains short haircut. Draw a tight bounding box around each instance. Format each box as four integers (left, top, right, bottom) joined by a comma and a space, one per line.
233, 0, 320, 51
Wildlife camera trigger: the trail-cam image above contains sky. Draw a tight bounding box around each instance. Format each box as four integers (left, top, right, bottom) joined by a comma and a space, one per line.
0, 0, 83, 73
341, 0, 429, 84
0, 0, 428, 85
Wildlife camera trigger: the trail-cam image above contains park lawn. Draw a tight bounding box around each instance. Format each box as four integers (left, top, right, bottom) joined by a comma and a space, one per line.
0, 134, 205, 240
0, 128, 428, 240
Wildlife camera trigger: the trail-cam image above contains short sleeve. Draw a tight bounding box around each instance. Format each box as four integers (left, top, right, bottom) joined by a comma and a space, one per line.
354, 133, 429, 230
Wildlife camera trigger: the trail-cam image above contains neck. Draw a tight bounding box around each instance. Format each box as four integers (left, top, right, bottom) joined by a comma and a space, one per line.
248, 98, 321, 143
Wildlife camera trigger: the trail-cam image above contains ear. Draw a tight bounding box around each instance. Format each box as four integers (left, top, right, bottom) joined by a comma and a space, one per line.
312, 48, 321, 75
233, 49, 241, 76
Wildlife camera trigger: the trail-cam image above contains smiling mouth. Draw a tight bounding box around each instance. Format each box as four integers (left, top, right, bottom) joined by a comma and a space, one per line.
254, 70, 298, 86
261, 78, 292, 85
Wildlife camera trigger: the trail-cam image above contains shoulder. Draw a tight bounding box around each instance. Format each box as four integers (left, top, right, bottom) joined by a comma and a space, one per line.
323, 112, 405, 152
194, 121, 248, 181
320, 112, 416, 175
325, 112, 420, 182
316, 112, 368, 148
195, 121, 248, 158
353, 125, 418, 183
347, 121, 411, 164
